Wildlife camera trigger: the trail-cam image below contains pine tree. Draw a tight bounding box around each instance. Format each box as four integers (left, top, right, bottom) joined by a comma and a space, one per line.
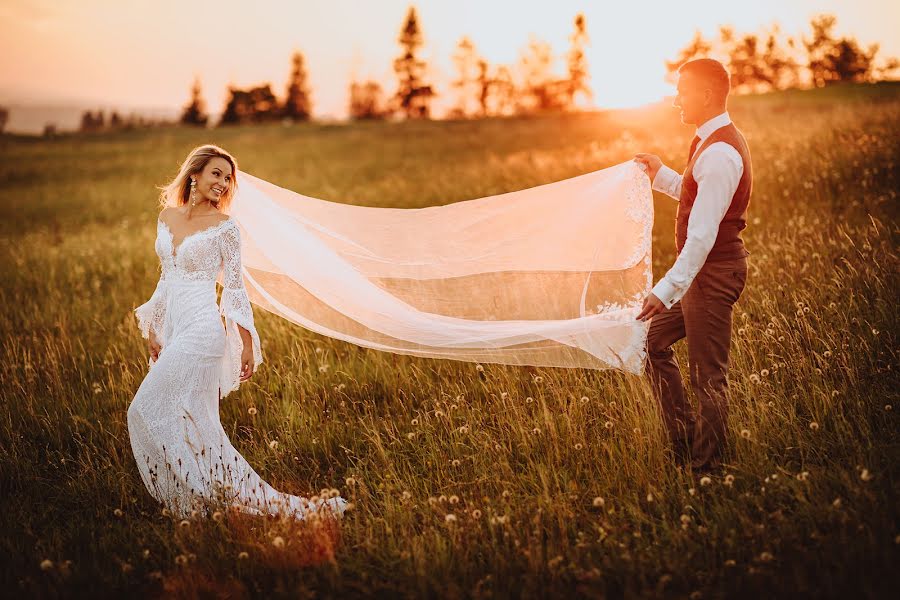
284, 50, 312, 121
392, 6, 434, 119
566, 13, 592, 109
451, 36, 481, 117
180, 76, 209, 126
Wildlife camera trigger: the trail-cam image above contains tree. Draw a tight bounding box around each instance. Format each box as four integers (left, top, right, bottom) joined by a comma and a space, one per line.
80, 109, 105, 132
565, 13, 592, 109
516, 35, 568, 113
664, 30, 715, 83
349, 80, 388, 120
392, 6, 434, 119
219, 84, 280, 125
0, 106, 8, 134
284, 50, 312, 121
803, 14, 879, 86
450, 36, 481, 117
488, 65, 516, 116
180, 76, 209, 126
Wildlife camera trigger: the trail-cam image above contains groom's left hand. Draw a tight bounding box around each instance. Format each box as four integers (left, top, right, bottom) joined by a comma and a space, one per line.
636, 293, 665, 321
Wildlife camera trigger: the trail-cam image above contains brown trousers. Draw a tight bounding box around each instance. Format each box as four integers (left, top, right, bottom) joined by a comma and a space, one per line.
644, 255, 748, 470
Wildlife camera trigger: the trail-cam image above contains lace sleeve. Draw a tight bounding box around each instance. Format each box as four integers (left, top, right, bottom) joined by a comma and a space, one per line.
218, 221, 263, 395
134, 275, 167, 342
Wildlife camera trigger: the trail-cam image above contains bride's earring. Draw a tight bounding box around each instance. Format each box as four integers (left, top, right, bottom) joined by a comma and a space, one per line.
190, 178, 197, 206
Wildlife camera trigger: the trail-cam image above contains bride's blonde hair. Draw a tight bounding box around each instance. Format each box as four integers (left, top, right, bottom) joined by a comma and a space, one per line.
157, 144, 240, 214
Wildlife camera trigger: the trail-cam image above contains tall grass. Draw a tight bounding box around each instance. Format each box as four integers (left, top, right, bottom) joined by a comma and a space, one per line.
0, 82, 897, 598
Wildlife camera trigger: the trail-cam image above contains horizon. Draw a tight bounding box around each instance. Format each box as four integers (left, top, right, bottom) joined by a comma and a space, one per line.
2, 0, 898, 133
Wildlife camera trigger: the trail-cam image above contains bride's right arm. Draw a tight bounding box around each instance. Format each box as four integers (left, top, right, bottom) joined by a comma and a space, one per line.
134, 272, 168, 345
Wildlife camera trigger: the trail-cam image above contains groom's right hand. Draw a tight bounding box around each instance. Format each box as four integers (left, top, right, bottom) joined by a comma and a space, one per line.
633, 154, 662, 183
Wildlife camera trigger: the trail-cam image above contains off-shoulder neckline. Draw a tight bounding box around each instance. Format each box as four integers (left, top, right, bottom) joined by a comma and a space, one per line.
157, 217, 234, 260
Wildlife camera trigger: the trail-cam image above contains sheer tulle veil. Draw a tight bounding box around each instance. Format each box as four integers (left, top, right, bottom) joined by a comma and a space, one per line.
223, 160, 653, 374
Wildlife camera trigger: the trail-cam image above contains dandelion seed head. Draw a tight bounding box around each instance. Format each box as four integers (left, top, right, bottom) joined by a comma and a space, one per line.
700, 477, 712, 487
247, 406, 257, 416
809, 422, 819, 430
40, 559, 53, 571
268, 440, 279, 450
741, 429, 751, 439
451, 459, 461, 467
749, 374, 761, 384
445, 513, 457, 523
272, 536, 285, 548
472, 509, 482, 519
238, 551, 249, 560
760, 369, 769, 377
179, 519, 190, 528
113, 508, 123, 517
592, 496, 605, 507
212, 511, 223, 522
604, 421, 614, 429
475, 364, 484, 372
860, 468, 872, 481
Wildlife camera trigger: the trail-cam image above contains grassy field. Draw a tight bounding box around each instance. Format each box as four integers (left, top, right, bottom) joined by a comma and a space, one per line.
1, 81, 898, 598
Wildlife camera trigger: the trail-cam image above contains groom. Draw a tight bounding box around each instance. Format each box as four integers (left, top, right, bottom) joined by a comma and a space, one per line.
633, 58, 751, 475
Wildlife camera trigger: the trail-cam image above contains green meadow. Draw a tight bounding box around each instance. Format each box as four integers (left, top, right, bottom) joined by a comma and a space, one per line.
1, 81, 898, 598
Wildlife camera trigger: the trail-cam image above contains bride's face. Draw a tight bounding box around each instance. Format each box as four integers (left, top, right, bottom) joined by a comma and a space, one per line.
193, 158, 233, 205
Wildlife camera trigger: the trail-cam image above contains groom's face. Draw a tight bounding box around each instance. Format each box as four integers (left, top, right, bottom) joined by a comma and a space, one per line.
673, 72, 708, 125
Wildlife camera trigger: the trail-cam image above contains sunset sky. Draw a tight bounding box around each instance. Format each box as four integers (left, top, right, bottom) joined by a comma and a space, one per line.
2, 0, 897, 128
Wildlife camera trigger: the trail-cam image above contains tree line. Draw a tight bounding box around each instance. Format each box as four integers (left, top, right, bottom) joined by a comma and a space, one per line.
2, 6, 895, 136
667, 14, 898, 93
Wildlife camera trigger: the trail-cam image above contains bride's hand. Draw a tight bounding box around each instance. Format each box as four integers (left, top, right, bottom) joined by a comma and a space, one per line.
240, 346, 255, 381
148, 332, 162, 362
633, 153, 662, 182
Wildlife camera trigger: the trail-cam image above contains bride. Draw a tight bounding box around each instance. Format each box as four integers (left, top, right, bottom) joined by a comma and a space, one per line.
127, 144, 347, 520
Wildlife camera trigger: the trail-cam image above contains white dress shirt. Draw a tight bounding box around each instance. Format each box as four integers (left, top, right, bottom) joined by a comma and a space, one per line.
649, 111, 744, 309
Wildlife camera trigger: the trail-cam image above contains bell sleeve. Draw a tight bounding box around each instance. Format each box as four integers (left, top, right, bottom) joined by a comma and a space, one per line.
134, 275, 168, 343
218, 221, 264, 396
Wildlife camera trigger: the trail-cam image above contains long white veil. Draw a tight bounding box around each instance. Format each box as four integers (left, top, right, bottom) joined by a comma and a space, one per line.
222, 160, 652, 374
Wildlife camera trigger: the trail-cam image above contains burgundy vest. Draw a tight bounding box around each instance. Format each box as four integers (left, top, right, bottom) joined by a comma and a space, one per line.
676, 122, 752, 261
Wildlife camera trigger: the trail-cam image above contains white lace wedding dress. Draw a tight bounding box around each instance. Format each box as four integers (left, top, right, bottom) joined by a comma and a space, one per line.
127, 215, 346, 520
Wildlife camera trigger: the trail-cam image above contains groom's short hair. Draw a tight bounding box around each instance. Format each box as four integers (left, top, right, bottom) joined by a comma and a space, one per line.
678, 58, 731, 101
